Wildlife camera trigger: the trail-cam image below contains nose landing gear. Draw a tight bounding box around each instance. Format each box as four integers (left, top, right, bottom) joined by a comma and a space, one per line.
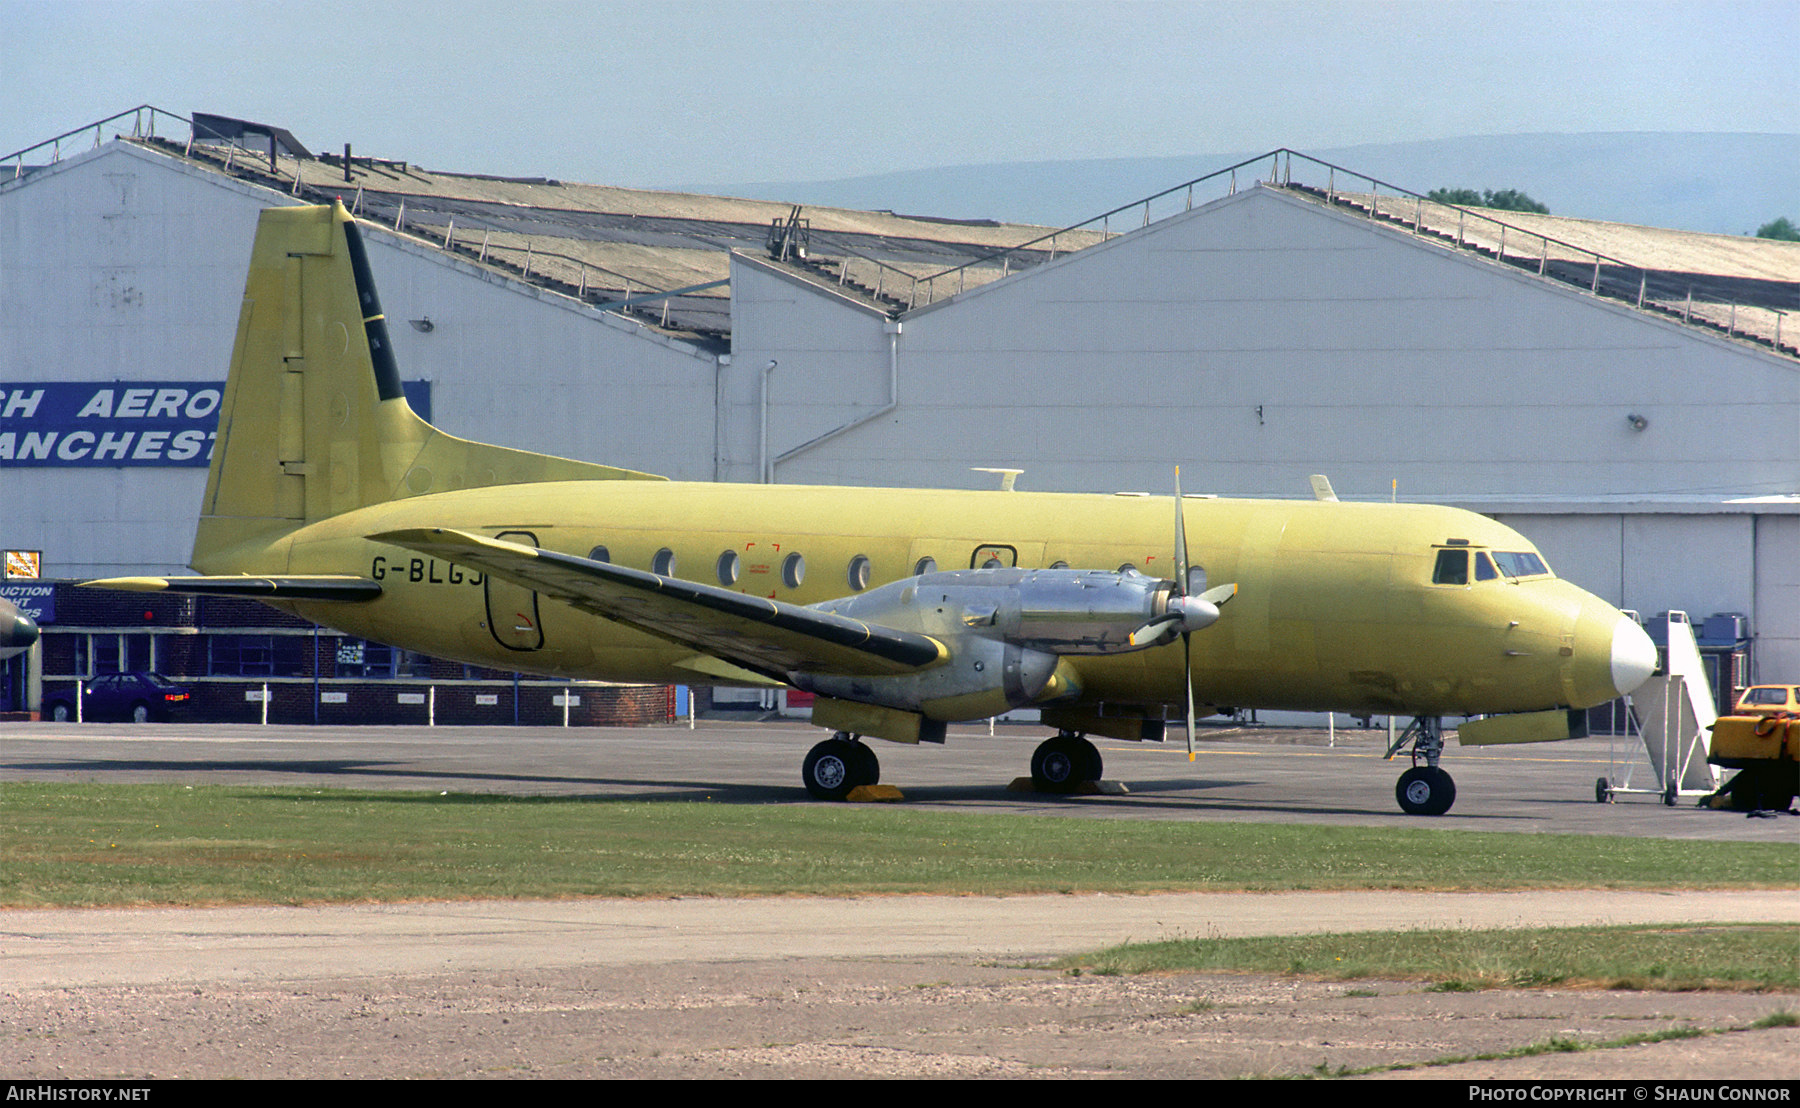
1388, 716, 1456, 815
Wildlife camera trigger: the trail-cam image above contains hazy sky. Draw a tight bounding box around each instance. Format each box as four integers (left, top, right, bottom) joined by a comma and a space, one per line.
4, 0, 1795, 189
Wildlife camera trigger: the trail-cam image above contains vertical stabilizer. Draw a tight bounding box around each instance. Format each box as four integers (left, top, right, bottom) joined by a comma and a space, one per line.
193, 202, 662, 574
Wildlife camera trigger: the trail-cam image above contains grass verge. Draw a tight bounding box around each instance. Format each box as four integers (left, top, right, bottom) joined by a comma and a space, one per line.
2, 782, 1795, 907
1058, 923, 1800, 991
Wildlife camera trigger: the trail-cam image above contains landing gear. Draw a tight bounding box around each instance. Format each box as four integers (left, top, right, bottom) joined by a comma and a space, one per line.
1030, 732, 1103, 794
801, 733, 880, 801
1387, 716, 1456, 816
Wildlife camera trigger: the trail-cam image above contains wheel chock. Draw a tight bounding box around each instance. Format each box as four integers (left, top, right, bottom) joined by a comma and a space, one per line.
845, 784, 905, 802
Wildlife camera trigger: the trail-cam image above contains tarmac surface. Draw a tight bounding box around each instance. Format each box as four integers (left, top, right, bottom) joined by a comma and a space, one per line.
3, 717, 1796, 1079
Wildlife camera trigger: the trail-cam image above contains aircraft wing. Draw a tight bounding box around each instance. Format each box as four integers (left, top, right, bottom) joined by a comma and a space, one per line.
370, 528, 947, 681
82, 576, 382, 601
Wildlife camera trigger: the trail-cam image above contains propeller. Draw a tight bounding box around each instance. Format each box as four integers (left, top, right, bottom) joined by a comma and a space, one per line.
1121, 469, 1237, 759
1170, 468, 1236, 762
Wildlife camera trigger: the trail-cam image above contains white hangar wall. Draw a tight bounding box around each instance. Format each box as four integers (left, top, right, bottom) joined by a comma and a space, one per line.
0, 144, 271, 577
744, 186, 1798, 502
1, 142, 717, 577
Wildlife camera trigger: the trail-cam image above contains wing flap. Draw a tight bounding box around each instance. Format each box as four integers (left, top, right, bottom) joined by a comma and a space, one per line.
83, 575, 382, 601
370, 528, 946, 678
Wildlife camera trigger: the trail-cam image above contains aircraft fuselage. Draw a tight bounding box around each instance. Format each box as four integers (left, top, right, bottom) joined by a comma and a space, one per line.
254, 479, 1632, 721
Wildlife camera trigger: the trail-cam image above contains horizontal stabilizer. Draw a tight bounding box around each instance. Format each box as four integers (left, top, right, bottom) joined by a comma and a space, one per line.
83, 575, 382, 602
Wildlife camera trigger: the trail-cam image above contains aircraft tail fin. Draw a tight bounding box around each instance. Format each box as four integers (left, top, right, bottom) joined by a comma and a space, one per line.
194, 202, 663, 574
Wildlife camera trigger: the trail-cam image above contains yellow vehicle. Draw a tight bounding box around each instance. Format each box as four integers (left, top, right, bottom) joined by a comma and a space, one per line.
1734, 685, 1800, 717
89, 203, 1659, 815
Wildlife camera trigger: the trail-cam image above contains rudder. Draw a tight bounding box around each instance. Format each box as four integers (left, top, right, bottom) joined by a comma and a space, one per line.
193, 202, 662, 573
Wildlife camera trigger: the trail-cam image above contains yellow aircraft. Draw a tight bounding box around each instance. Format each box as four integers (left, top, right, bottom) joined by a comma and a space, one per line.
89, 202, 1657, 815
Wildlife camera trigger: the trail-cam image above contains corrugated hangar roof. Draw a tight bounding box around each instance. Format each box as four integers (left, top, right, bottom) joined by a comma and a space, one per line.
1286, 182, 1798, 355
11, 111, 1793, 361
113, 127, 1103, 351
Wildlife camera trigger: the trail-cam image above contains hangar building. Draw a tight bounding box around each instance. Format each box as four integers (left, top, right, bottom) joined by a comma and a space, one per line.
2, 108, 1795, 721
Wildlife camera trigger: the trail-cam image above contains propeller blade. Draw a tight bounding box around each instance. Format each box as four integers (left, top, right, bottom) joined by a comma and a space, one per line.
1175, 466, 1197, 760
1173, 466, 1189, 597
1128, 614, 1181, 649
1198, 582, 1237, 607
1184, 631, 1197, 761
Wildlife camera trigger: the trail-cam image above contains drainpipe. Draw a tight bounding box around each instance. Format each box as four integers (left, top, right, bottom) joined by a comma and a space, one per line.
759, 359, 777, 484
713, 353, 730, 482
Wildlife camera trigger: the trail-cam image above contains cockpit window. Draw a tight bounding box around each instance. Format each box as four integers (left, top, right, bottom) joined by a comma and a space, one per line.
1432, 549, 1468, 585
1492, 551, 1551, 578
1475, 552, 1498, 581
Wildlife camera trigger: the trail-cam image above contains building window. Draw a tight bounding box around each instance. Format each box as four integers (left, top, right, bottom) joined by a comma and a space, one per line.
334, 638, 396, 678
209, 634, 310, 677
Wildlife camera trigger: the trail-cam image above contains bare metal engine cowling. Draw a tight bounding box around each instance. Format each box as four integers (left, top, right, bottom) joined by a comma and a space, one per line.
792, 568, 1190, 721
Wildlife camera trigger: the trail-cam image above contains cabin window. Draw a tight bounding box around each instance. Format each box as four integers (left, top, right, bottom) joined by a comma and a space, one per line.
1432, 549, 1469, 585
782, 552, 806, 589
587, 545, 610, 563
913, 556, 937, 576
652, 548, 677, 577
1492, 551, 1551, 578
847, 554, 872, 591
1475, 552, 1498, 581
716, 550, 740, 586
1186, 565, 1208, 594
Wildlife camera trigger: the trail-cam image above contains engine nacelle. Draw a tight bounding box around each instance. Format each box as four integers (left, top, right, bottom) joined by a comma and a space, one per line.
791, 568, 1193, 721
821, 567, 1182, 653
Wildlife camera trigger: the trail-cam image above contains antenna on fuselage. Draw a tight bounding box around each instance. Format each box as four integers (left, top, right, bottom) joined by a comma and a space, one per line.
972, 467, 1023, 492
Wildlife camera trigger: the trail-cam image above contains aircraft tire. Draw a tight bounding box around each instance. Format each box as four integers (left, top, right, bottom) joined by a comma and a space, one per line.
802, 738, 860, 801
1031, 735, 1091, 794
1077, 738, 1103, 784
1395, 766, 1456, 816
1595, 777, 1614, 804
849, 741, 880, 788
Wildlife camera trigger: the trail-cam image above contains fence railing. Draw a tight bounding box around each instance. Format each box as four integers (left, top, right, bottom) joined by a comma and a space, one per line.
2, 105, 191, 180
820, 147, 1791, 356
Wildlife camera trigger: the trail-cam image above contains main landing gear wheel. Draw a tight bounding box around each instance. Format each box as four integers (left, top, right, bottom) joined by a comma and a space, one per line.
1031, 733, 1102, 794
802, 734, 879, 801
1395, 766, 1456, 816
1595, 777, 1614, 804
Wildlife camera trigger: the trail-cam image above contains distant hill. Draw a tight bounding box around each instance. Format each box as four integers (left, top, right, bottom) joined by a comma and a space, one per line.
705, 133, 1799, 237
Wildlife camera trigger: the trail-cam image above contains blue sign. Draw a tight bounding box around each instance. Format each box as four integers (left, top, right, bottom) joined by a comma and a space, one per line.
0, 381, 432, 468
0, 583, 54, 623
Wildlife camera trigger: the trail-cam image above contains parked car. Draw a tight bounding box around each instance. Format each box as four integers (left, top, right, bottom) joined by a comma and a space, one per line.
1734, 685, 1799, 717
43, 673, 193, 723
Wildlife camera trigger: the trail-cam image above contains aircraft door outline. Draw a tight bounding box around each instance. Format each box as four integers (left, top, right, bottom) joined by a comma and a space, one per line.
486, 530, 545, 651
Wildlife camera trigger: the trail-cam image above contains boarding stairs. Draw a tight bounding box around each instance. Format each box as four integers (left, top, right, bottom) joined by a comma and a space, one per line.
1601, 611, 1720, 805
